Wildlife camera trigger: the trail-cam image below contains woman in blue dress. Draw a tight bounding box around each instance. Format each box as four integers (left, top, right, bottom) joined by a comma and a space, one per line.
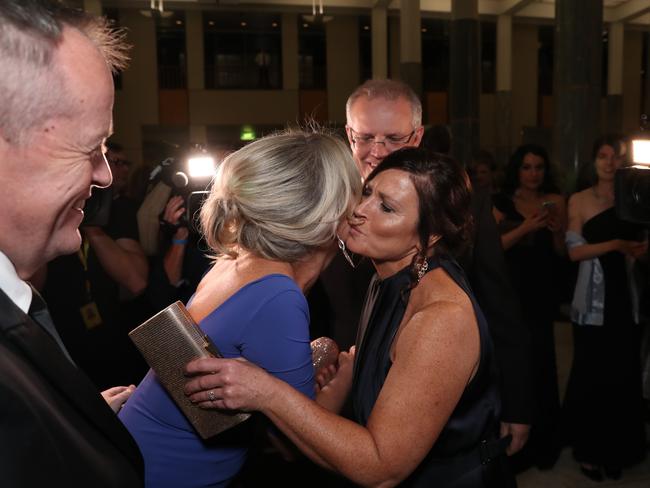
185, 148, 514, 487
118, 130, 361, 487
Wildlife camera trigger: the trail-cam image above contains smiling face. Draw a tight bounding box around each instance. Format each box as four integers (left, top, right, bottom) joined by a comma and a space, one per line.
346, 96, 423, 180
594, 144, 622, 183
518, 152, 546, 192
346, 168, 421, 277
0, 27, 113, 277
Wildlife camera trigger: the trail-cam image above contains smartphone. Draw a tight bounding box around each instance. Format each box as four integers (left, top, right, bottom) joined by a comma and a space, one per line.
541, 200, 556, 209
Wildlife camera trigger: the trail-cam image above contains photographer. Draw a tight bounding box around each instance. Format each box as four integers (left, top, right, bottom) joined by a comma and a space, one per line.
147, 189, 211, 311
42, 141, 149, 389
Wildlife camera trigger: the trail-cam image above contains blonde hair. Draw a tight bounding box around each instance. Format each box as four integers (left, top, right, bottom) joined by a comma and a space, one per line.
200, 129, 361, 261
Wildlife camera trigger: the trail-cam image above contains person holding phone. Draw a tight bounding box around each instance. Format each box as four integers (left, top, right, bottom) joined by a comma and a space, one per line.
492, 144, 567, 471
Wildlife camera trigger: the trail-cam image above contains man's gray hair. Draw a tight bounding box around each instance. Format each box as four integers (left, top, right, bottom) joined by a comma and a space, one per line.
346, 79, 422, 129
0, 0, 129, 144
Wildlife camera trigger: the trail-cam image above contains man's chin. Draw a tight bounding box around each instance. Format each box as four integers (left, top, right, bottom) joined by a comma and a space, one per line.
52, 231, 84, 258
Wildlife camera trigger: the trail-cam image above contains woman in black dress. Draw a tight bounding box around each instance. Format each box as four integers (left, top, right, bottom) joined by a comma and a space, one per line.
492, 144, 566, 470
563, 135, 647, 481
184, 148, 514, 487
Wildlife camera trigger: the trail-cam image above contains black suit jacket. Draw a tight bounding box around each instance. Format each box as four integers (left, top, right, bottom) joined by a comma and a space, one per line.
0, 289, 143, 487
460, 189, 533, 424
310, 189, 533, 425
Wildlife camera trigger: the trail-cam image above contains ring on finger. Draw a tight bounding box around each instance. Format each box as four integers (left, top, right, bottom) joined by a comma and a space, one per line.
208, 390, 215, 402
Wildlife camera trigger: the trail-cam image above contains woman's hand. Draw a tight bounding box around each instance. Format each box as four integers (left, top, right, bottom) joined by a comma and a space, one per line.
521, 211, 549, 234
546, 212, 563, 234
315, 346, 355, 413
315, 364, 338, 393
101, 385, 135, 413
616, 239, 648, 259
184, 357, 276, 412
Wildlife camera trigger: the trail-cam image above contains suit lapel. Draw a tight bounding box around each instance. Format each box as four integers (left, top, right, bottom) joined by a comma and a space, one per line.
0, 289, 143, 472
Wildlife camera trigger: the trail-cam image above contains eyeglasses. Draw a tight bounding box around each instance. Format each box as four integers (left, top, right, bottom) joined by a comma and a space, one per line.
348, 127, 416, 151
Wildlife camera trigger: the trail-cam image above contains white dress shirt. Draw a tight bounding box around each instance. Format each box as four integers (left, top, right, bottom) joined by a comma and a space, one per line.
0, 250, 32, 313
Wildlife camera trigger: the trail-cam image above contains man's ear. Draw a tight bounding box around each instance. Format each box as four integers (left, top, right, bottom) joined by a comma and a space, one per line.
411, 126, 425, 148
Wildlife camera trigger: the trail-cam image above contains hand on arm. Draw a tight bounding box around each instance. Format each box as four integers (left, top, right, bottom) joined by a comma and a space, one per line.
184, 302, 478, 487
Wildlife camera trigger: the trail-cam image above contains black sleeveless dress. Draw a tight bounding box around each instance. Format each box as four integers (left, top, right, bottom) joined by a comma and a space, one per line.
351, 255, 513, 487
563, 207, 646, 469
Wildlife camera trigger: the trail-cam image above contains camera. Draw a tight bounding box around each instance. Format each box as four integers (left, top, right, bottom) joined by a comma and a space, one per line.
150, 147, 216, 235
615, 138, 650, 226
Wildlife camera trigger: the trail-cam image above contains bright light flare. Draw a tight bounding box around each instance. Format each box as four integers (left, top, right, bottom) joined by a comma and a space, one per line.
187, 156, 216, 178
631, 139, 650, 166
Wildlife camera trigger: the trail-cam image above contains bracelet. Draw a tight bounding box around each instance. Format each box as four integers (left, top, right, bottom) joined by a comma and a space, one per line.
172, 239, 188, 245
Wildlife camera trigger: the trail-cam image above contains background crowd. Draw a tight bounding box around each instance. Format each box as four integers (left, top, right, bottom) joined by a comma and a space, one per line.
1, 2, 649, 488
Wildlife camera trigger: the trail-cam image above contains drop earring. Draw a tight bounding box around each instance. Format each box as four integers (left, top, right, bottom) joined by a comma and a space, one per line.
337, 235, 357, 269
416, 259, 429, 283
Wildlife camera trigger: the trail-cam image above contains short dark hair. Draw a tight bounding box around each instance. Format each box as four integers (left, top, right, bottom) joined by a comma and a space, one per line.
365, 147, 473, 287
502, 144, 559, 196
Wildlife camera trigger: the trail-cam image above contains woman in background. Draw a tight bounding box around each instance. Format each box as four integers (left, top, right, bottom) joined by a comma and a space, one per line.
562, 134, 647, 481
492, 144, 566, 471
119, 130, 360, 487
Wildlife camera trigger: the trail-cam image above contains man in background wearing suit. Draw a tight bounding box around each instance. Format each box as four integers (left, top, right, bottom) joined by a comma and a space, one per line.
314, 79, 533, 458
0, 1, 143, 486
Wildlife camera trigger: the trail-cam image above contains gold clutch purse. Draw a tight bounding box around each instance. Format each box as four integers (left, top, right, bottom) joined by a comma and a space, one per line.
128, 301, 250, 439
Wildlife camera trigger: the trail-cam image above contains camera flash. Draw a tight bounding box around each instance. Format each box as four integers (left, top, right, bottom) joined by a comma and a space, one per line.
188, 156, 216, 178
631, 140, 650, 166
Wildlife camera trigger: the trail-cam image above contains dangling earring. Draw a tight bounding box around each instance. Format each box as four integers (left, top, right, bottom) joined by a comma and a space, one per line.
416, 258, 429, 283
337, 235, 357, 269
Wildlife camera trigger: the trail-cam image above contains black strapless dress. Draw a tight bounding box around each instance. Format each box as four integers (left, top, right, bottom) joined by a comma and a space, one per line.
351, 255, 514, 487
562, 207, 646, 469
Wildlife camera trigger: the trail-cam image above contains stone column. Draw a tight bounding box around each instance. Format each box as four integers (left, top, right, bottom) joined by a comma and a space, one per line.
113, 9, 159, 163
371, 5, 388, 79
449, 0, 480, 167
607, 22, 624, 133
645, 33, 650, 117
186, 10, 206, 144
326, 17, 360, 123
282, 13, 299, 91
553, 1, 603, 183
399, 0, 422, 98
495, 14, 512, 166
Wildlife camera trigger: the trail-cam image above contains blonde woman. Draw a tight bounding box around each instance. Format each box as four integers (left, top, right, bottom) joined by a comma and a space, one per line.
119, 130, 360, 488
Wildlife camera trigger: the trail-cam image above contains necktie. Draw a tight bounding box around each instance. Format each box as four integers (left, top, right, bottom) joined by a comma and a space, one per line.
29, 286, 76, 365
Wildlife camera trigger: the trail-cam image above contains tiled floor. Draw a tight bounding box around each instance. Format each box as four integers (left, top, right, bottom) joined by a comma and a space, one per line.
516, 323, 650, 488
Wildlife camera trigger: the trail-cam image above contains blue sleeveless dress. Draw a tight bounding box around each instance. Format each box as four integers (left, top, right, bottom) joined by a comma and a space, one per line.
119, 274, 315, 488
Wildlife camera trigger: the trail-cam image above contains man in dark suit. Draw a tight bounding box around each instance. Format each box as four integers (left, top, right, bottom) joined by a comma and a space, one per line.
0, 1, 143, 486
314, 79, 533, 456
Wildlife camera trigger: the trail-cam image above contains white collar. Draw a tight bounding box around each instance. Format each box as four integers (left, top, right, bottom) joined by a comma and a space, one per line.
0, 251, 32, 313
